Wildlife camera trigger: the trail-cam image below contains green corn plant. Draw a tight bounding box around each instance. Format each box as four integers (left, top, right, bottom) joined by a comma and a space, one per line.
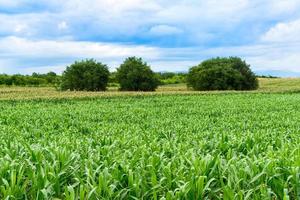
0, 93, 299, 199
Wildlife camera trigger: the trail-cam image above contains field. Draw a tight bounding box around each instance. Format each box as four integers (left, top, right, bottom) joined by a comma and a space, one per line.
0, 78, 300, 199
1, 78, 300, 100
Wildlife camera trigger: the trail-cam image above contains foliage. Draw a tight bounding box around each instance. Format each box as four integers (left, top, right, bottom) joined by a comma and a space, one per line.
257, 75, 279, 79
32, 72, 60, 84
108, 71, 118, 84
0, 93, 299, 199
187, 57, 259, 91
0, 72, 59, 86
61, 59, 110, 91
0, 74, 13, 85
116, 57, 159, 91
156, 72, 187, 85
1, 78, 300, 100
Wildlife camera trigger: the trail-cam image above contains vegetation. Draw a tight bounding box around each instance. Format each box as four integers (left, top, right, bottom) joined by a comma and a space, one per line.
259, 78, 300, 92
156, 72, 187, 85
0, 72, 59, 86
116, 57, 159, 91
0, 93, 299, 199
0, 78, 300, 100
187, 57, 258, 91
1, 57, 299, 199
0, 57, 278, 91
256, 75, 278, 79
61, 59, 110, 91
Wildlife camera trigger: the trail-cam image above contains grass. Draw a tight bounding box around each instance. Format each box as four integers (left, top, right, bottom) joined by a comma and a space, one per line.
0, 78, 300, 100
0, 94, 300, 199
258, 78, 300, 92
0, 78, 300, 199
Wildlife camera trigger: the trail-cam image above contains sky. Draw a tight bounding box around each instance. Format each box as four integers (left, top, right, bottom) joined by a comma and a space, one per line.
1, 0, 300, 76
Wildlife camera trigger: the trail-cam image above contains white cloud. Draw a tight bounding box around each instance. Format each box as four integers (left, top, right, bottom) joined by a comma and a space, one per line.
1, 36, 300, 74
155, 0, 249, 22
1, 0, 300, 75
1, 0, 300, 45
0, 0, 20, 8
269, 0, 300, 15
0, 36, 161, 73
58, 21, 68, 30
149, 25, 183, 36
0, 14, 27, 35
2, 0, 296, 41
14, 23, 28, 33
0, 36, 159, 58
261, 19, 300, 42
0, 13, 50, 37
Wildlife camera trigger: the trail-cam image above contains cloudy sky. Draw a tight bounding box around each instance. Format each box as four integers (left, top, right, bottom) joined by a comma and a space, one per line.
1, 0, 300, 76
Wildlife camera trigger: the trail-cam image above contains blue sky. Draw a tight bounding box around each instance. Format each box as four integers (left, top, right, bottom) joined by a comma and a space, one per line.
1, 0, 300, 76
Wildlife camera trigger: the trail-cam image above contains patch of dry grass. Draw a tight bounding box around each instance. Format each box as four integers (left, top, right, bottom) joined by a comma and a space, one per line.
0, 78, 299, 100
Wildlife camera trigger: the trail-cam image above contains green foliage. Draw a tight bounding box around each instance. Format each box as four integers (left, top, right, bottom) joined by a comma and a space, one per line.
187, 57, 258, 91
108, 71, 118, 84
61, 59, 110, 91
32, 72, 60, 84
156, 72, 187, 85
116, 57, 159, 91
0, 93, 299, 199
0, 72, 59, 86
257, 75, 278, 78
0, 74, 13, 85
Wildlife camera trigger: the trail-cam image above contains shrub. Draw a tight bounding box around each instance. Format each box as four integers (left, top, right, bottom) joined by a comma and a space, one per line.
0, 74, 13, 85
32, 72, 59, 84
61, 59, 110, 91
25, 77, 47, 86
187, 57, 258, 90
116, 57, 159, 91
156, 72, 187, 85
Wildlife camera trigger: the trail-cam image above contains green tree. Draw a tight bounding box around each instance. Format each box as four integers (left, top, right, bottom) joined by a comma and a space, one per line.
156, 72, 187, 85
44, 72, 58, 84
116, 57, 159, 91
32, 72, 58, 85
187, 57, 258, 91
61, 59, 110, 91
11, 75, 26, 86
0, 74, 13, 85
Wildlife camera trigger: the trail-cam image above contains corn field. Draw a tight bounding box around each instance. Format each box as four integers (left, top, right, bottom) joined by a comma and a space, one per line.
0, 93, 299, 199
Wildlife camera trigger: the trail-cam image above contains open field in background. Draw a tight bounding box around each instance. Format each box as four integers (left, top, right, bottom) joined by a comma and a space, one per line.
258, 78, 300, 92
0, 78, 300, 100
1, 93, 300, 199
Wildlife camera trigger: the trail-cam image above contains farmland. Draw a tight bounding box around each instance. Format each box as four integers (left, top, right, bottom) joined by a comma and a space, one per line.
0, 79, 300, 199
1, 78, 300, 101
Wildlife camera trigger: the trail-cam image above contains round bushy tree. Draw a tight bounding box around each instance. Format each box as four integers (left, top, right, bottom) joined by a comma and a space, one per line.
61, 59, 110, 91
116, 57, 159, 91
187, 57, 258, 91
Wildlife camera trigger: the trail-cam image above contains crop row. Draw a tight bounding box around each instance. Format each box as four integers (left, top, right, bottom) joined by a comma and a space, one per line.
0, 94, 299, 199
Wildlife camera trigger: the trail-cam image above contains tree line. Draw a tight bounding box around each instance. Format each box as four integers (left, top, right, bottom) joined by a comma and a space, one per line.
0, 72, 59, 86
0, 56, 258, 91
61, 56, 258, 91
0, 69, 186, 88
